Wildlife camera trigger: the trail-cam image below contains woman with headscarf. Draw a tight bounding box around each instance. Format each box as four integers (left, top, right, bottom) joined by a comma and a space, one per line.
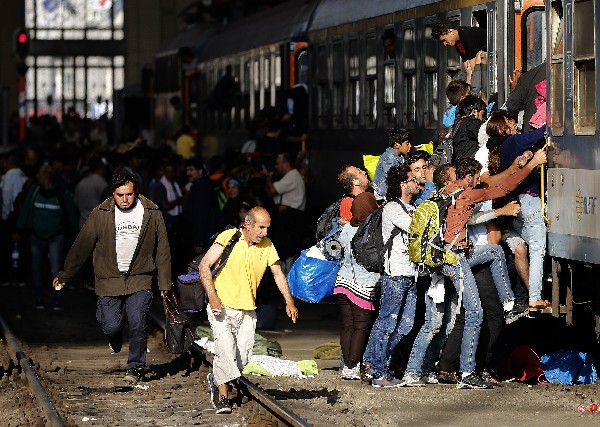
334, 191, 381, 380
220, 178, 251, 227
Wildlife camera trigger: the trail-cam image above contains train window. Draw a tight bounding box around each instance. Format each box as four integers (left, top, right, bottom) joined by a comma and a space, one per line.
573, 0, 596, 133
274, 55, 281, 88
332, 42, 344, 128
403, 27, 416, 127
366, 34, 377, 128
445, 17, 462, 80
424, 25, 438, 128
382, 27, 396, 127
550, 1, 564, 133
317, 45, 329, 129
264, 57, 271, 89
523, 9, 546, 71
349, 38, 360, 128
253, 60, 260, 90
296, 50, 309, 85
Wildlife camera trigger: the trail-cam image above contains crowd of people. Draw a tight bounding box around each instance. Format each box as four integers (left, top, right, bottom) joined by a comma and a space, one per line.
331, 48, 549, 389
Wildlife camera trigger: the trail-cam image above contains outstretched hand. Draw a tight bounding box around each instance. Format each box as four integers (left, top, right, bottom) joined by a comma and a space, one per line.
286, 301, 299, 323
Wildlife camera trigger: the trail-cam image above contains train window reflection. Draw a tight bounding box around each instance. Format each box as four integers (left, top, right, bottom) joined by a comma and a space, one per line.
550, 1, 564, 135
349, 39, 360, 128
366, 35, 377, 76
383, 27, 396, 127
574, 0, 595, 133
403, 27, 416, 127
424, 25, 438, 128
366, 35, 377, 128
296, 50, 309, 85
524, 9, 546, 71
333, 42, 344, 129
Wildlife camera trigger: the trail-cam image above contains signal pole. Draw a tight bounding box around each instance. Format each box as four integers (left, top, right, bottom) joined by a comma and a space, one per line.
13, 28, 30, 143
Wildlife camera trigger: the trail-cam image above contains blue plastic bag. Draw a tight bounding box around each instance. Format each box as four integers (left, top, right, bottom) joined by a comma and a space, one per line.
287, 249, 339, 303
540, 350, 597, 385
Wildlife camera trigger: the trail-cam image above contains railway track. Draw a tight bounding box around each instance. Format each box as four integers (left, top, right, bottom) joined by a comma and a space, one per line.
0, 286, 315, 426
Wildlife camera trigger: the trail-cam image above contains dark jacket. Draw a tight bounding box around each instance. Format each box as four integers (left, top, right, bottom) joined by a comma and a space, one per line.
452, 116, 483, 163
456, 26, 487, 61
499, 127, 546, 197
184, 177, 220, 250
16, 182, 79, 239
506, 62, 546, 133
58, 195, 172, 296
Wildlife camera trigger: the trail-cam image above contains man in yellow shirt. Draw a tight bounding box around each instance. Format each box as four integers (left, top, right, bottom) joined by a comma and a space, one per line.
176, 125, 195, 159
199, 207, 298, 414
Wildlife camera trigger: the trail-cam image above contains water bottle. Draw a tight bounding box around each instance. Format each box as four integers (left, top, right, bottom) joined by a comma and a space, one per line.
11, 242, 19, 269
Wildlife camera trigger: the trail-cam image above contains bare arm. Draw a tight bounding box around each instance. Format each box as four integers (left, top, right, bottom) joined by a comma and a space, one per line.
199, 242, 225, 314
270, 261, 298, 323
260, 165, 278, 197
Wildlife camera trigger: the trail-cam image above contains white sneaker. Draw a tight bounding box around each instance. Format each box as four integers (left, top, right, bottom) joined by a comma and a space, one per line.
341, 365, 360, 380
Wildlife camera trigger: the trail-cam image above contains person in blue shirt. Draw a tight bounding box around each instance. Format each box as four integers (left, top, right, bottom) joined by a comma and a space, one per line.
443, 80, 471, 128
372, 128, 412, 200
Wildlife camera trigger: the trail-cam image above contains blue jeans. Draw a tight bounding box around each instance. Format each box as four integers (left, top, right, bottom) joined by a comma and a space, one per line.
96, 290, 153, 369
441, 256, 483, 374
466, 244, 514, 305
405, 280, 457, 374
30, 234, 66, 305
514, 194, 546, 301
363, 275, 416, 378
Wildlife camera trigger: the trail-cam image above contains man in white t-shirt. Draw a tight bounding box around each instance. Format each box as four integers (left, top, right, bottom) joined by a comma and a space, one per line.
54, 172, 172, 384
262, 152, 306, 211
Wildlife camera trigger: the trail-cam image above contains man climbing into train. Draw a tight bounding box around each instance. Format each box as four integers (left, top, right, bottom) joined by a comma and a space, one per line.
432, 19, 487, 98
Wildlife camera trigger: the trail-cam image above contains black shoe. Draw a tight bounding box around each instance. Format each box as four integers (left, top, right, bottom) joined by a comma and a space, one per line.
457, 373, 493, 389
215, 397, 232, 414
124, 367, 144, 383
108, 334, 122, 354
505, 305, 528, 325
437, 370, 459, 384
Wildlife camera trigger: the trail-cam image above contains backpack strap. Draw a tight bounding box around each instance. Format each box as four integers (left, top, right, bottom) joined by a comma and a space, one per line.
211, 229, 242, 277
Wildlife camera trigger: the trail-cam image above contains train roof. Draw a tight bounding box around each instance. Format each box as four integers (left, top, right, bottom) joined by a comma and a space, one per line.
199, 0, 318, 61
309, 0, 440, 32
156, 23, 217, 58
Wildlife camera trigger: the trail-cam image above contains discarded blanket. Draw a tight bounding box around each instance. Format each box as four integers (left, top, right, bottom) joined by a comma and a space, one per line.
313, 341, 342, 360
541, 350, 597, 385
242, 355, 319, 377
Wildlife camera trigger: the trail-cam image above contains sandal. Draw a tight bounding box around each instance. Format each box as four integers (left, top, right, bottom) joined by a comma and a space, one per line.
528, 300, 550, 310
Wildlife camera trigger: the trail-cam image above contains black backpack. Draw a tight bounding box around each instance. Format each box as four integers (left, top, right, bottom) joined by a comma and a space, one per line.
350, 204, 401, 273
315, 196, 348, 241
162, 292, 194, 354
430, 119, 464, 166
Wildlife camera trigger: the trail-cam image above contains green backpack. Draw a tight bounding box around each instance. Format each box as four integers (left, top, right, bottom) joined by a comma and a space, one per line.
408, 187, 464, 268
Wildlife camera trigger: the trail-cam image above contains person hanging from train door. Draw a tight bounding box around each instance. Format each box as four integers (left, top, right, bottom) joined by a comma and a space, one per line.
200, 207, 298, 414
432, 19, 487, 100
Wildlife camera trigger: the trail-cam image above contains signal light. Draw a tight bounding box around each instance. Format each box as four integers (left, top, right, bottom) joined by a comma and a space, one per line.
13, 28, 30, 60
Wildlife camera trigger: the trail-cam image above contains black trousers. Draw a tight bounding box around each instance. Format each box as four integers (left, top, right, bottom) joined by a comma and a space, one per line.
337, 294, 375, 368
438, 264, 504, 373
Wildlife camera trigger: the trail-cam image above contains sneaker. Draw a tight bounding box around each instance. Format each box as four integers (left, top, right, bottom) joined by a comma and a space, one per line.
108, 334, 122, 354
341, 365, 360, 380
124, 367, 144, 383
437, 370, 459, 384
372, 376, 404, 388
360, 364, 373, 383
421, 371, 439, 384
457, 373, 493, 389
215, 396, 232, 414
207, 373, 218, 407
401, 372, 426, 387
505, 305, 528, 325
479, 370, 502, 386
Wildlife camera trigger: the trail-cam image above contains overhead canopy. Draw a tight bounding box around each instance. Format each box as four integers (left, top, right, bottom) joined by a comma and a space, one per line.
156, 23, 217, 58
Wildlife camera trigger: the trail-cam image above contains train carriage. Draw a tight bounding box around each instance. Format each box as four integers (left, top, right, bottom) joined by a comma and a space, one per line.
546, 0, 600, 332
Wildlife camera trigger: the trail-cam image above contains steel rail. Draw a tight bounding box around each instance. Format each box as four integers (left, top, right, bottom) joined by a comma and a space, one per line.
148, 308, 312, 427
0, 313, 66, 427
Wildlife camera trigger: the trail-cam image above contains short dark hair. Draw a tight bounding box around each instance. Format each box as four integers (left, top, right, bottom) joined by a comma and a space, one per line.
456, 95, 487, 119
455, 158, 482, 180
486, 110, 514, 137
337, 164, 357, 194
388, 128, 411, 147
405, 151, 430, 166
446, 80, 471, 105
184, 156, 205, 171
112, 171, 137, 192
431, 19, 459, 40
433, 164, 454, 188
277, 152, 293, 166
382, 28, 395, 42
386, 164, 411, 201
